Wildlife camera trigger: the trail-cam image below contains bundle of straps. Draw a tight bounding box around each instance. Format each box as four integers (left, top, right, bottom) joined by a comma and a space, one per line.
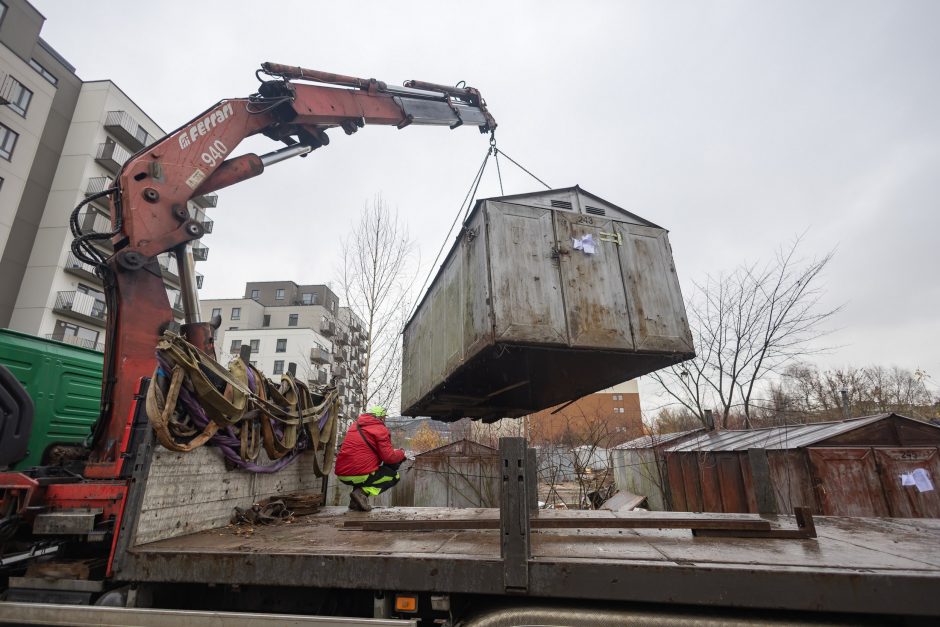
145, 331, 338, 475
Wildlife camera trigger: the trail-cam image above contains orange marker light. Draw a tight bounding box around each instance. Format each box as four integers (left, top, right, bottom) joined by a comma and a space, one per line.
395, 595, 418, 613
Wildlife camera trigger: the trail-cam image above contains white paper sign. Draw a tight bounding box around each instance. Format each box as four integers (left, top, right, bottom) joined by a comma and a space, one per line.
571, 234, 597, 255
912, 468, 934, 493
900, 473, 915, 486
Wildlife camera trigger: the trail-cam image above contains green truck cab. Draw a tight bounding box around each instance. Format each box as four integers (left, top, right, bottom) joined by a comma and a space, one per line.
0, 329, 102, 470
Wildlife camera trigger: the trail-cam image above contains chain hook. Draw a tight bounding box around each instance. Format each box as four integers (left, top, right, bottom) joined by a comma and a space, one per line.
489, 130, 497, 155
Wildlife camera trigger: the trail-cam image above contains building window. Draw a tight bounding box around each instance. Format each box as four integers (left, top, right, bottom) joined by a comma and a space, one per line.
275, 288, 285, 300
5, 78, 32, 117
28, 58, 57, 85
301, 293, 313, 305
231, 307, 241, 320
250, 289, 260, 299
250, 339, 260, 353
273, 360, 284, 375
228, 326, 238, 331
288, 314, 298, 327
262, 314, 271, 327
276, 338, 287, 353
211, 307, 221, 318
230, 339, 242, 352
0, 123, 18, 160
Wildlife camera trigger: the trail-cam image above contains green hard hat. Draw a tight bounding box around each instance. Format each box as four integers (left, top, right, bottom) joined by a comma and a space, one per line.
368, 405, 387, 418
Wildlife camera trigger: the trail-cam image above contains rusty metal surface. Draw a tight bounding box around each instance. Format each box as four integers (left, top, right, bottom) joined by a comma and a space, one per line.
667, 445, 940, 518
875, 447, 940, 517
119, 507, 940, 616
808, 447, 892, 516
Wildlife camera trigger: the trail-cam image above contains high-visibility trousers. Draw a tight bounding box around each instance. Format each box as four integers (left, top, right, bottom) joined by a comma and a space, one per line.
337, 463, 401, 496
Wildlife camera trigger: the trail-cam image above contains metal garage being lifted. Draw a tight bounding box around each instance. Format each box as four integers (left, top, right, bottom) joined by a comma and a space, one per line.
402, 186, 695, 421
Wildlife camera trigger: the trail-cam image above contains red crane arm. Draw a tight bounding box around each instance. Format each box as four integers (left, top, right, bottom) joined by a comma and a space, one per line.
83, 66, 495, 477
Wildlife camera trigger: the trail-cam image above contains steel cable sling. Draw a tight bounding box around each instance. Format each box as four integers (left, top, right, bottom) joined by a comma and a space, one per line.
145, 331, 338, 475
405, 131, 553, 325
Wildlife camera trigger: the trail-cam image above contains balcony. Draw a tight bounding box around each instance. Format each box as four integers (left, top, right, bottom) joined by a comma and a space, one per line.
311, 370, 328, 386
192, 242, 209, 262
319, 319, 335, 336
172, 294, 184, 317
349, 332, 361, 347
158, 254, 179, 282
54, 291, 107, 326
192, 192, 218, 209
85, 177, 114, 197
196, 272, 204, 290
95, 142, 132, 175
333, 366, 347, 379
0, 74, 13, 105
63, 252, 99, 282
45, 333, 104, 352
310, 347, 331, 365
104, 110, 154, 151
334, 330, 348, 346
78, 211, 114, 249
333, 350, 346, 364
200, 218, 214, 234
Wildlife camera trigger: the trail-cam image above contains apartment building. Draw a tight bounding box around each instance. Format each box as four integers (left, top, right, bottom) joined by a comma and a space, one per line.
527, 380, 643, 447
201, 282, 368, 422
0, 0, 214, 351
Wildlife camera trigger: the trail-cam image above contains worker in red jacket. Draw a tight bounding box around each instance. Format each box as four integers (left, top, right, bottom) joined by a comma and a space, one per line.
335, 406, 406, 511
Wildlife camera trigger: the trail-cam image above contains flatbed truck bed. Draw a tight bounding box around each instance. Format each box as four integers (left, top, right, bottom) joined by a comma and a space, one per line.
119, 506, 940, 618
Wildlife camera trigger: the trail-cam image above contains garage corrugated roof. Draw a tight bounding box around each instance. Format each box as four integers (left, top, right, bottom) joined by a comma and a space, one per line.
613, 428, 705, 450
665, 414, 894, 452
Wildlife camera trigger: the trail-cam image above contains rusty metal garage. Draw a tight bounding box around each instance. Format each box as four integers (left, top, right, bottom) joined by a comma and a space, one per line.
663, 413, 940, 517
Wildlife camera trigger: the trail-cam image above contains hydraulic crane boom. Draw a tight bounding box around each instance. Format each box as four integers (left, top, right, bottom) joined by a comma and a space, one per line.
81, 63, 496, 478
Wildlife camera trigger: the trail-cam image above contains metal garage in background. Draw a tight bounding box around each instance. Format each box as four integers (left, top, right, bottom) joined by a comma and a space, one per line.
662, 413, 940, 518
611, 428, 704, 511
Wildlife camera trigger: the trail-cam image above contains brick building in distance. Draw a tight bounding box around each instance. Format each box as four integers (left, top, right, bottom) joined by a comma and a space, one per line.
527, 380, 642, 448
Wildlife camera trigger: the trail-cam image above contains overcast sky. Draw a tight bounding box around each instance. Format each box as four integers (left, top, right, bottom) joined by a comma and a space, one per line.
32, 1, 940, 401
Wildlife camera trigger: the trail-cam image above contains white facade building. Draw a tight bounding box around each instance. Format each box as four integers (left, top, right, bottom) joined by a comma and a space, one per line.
202, 282, 367, 422
0, 1, 215, 351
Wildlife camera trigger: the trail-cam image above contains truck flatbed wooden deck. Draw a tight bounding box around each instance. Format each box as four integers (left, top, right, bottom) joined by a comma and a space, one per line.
118, 507, 940, 618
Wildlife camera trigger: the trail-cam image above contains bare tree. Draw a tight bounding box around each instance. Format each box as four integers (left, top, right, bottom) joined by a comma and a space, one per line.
338, 196, 417, 413
651, 407, 701, 434
768, 363, 937, 423
651, 238, 839, 429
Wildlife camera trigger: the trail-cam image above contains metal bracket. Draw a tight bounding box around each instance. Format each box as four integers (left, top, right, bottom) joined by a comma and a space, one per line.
599, 231, 622, 245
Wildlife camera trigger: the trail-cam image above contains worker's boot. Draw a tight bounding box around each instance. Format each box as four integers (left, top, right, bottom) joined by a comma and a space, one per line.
349, 487, 372, 512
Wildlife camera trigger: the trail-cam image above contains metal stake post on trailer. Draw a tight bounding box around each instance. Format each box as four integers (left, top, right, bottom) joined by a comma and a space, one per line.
499, 437, 530, 593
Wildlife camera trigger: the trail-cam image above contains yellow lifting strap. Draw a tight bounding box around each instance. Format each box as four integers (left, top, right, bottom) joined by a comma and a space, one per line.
144, 331, 339, 474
